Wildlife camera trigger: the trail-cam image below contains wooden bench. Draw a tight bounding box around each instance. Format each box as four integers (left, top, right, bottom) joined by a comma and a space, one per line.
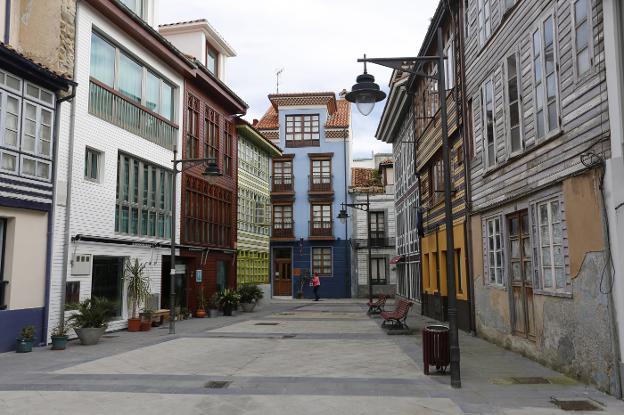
141, 309, 169, 326
380, 298, 413, 329
367, 294, 387, 314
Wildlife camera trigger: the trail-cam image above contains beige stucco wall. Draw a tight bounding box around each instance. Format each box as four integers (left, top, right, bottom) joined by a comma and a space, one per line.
8, 0, 76, 77
1, 206, 48, 310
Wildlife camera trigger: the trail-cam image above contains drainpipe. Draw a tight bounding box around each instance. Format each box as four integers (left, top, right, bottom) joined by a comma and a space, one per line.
57, 2, 81, 335
343, 128, 351, 297
42, 82, 76, 345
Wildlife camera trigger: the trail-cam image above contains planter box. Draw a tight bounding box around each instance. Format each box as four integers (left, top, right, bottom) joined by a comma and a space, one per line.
75, 327, 105, 346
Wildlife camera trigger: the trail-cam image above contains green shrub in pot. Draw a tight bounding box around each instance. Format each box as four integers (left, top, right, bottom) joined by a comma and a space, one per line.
16, 325, 35, 353
68, 297, 116, 345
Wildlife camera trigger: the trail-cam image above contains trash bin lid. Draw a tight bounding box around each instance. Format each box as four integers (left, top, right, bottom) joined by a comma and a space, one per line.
425, 324, 449, 332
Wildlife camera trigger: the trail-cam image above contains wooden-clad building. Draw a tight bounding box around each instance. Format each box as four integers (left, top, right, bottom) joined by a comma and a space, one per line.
464, 0, 618, 394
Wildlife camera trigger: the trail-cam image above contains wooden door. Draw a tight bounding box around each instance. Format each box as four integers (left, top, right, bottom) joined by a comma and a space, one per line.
508, 211, 536, 340
273, 259, 292, 296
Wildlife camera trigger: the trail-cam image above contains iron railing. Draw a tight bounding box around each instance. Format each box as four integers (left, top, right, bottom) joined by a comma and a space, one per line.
272, 220, 294, 238
272, 175, 294, 192
88, 79, 177, 150
309, 220, 333, 237
309, 174, 333, 192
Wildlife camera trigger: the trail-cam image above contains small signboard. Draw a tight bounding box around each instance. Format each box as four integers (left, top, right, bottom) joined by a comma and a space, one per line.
195, 269, 203, 283
293, 268, 301, 276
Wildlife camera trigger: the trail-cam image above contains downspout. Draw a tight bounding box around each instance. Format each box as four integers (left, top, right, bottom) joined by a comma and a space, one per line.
42, 82, 76, 345
57, 2, 81, 334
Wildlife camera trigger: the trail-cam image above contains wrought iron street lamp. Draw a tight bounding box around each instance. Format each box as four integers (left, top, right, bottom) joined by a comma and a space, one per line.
338, 193, 372, 301
345, 27, 461, 388
346, 54, 387, 116
168, 146, 221, 334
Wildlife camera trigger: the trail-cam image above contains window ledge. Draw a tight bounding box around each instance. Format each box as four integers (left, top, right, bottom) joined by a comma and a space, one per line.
533, 289, 572, 299
485, 283, 507, 291
482, 129, 565, 178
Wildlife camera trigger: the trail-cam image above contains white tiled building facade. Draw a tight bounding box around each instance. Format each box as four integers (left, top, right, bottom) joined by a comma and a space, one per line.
48, 1, 184, 335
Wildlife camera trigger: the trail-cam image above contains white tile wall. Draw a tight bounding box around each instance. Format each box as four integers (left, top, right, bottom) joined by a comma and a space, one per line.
47, 2, 184, 338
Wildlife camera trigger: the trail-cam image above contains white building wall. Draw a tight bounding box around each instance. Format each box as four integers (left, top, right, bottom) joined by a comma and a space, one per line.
48, 2, 184, 336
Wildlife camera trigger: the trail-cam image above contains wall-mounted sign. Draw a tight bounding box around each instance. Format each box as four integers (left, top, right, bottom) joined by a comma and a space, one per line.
195, 269, 202, 283
293, 268, 301, 276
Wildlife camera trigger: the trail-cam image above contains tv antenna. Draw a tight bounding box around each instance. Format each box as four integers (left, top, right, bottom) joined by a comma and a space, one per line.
275, 68, 284, 93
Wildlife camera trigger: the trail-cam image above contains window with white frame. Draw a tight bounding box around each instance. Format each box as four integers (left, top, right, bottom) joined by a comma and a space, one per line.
532, 15, 559, 139
312, 247, 332, 276
84, 147, 101, 182
482, 78, 496, 167
572, 0, 592, 77
90, 31, 175, 121
0, 71, 55, 181
506, 53, 523, 153
537, 199, 566, 291
486, 216, 504, 285
444, 37, 455, 90
477, 0, 492, 46
119, 0, 146, 19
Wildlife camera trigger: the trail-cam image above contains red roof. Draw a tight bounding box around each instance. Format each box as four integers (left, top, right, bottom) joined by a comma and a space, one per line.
256, 93, 351, 131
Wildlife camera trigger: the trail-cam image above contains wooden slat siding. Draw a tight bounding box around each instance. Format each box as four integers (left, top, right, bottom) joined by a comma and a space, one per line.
465, 0, 610, 214
416, 94, 460, 171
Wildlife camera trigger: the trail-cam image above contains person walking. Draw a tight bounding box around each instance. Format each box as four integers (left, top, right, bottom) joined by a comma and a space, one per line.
312, 272, 321, 301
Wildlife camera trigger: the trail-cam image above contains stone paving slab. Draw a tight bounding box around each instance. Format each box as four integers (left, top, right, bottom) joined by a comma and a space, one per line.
0, 391, 466, 415
210, 318, 379, 334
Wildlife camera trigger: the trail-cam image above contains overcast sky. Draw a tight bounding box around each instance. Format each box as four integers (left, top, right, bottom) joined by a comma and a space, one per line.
158, 0, 439, 159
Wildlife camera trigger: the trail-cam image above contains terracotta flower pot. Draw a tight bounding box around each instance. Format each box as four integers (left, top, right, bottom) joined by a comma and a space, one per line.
196, 309, 206, 318
127, 318, 141, 332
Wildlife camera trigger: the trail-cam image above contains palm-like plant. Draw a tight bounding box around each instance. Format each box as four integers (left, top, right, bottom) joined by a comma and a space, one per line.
124, 259, 151, 319
68, 297, 116, 328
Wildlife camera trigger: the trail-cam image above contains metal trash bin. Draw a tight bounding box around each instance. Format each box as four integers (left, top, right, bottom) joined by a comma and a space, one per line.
423, 324, 449, 375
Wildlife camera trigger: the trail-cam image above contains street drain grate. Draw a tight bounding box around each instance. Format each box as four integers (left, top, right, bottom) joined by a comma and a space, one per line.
204, 381, 231, 389
282, 334, 296, 339
255, 322, 279, 326
510, 377, 550, 384
551, 398, 604, 411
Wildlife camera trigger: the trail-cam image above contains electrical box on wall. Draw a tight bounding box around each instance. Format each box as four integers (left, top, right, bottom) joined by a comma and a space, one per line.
71, 254, 92, 275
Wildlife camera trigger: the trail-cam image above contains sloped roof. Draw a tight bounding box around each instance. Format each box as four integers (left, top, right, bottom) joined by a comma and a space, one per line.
256, 94, 351, 131
326, 99, 351, 128
255, 106, 278, 129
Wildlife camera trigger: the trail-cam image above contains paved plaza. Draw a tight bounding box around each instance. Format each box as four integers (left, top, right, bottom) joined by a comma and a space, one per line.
0, 299, 623, 414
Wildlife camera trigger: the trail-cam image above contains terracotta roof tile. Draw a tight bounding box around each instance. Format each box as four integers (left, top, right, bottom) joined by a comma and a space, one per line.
255, 106, 279, 130
256, 95, 351, 131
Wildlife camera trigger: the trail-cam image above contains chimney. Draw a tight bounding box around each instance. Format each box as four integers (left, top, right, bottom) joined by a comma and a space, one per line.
252, 119, 259, 127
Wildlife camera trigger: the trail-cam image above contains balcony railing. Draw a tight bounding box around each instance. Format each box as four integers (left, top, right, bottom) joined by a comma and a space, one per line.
89, 79, 177, 150
272, 175, 294, 192
353, 237, 395, 248
309, 220, 333, 237
272, 220, 294, 238
309, 174, 333, 192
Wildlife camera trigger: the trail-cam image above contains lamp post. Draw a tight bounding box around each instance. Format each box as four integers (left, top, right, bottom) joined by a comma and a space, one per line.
345, 27, 461, 388
169, 146, 221, 334
338, 192, 372, 301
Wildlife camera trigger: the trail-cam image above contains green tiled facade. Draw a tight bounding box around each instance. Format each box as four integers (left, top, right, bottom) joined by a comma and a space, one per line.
236, 122, 281, 285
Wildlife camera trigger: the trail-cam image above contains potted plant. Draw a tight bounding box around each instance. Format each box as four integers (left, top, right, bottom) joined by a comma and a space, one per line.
196, 288, 207, 318
124, 258, 150, 332
140, 309, 153, 331
68, 297, 115, 345
218, 289, 240, 316
50, 319, 70, 350
238, 284, 264, 313
180, 307, 191, 320
208, 293, 219, 318
16, 325, 35, 353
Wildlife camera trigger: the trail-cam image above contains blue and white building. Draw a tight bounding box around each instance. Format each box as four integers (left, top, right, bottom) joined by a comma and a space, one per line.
257, 92, 352, 298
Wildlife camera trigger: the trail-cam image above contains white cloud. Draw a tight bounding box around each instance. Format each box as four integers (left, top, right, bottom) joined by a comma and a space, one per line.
158, 0, 439, 159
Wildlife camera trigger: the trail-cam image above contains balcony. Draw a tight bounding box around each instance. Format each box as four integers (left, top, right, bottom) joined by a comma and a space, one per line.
353, 236, 395, 248
88, 79, 177, 150
309, 220, 333, 238
272, 175, 294, 193
272, 220, 295, 239
309, 174, 333, 193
